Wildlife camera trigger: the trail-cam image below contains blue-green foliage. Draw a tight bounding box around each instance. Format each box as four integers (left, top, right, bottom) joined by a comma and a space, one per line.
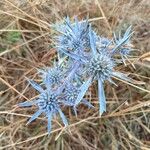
18, 17, 133, 134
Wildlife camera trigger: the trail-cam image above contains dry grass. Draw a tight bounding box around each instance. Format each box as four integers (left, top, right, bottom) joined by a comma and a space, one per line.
0, 0, 150, 149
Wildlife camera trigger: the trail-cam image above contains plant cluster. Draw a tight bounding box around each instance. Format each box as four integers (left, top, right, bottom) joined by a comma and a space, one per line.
18, 17, 133, 134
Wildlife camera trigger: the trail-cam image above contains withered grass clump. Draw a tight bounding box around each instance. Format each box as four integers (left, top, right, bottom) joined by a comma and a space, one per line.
0, 0, 150, 149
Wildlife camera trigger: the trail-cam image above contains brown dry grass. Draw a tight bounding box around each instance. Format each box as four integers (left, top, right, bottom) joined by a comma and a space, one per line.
0, 0, 150, 149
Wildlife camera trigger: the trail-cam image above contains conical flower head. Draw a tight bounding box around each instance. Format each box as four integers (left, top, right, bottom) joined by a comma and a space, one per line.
88, 53, 114, 81
38, 92, 59, 113
62, 85, 79, 106
61, 84, 94, 116
39, 67, 63, 87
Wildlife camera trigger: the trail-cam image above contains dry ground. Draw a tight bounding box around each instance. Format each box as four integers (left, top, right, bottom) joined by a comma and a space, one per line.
0, 0, 150, 149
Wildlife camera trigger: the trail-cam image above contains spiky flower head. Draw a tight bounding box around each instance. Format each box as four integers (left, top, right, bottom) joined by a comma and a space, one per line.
61, 84, 94, 115
88, 53, 115, 81
57, 17, 89, 49
38, 67, 63, 87
38, 92, 59, 113
18, 79, 68, 134
56, 17, 98, 59
62, 84, 79, 106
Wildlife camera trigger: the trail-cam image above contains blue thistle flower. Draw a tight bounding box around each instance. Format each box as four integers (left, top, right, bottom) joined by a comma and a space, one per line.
38, 66, 63, 88
88, 53, 115, 81
56, 17, 98, 59
61, 84, 94, 116
18, 79, 68, 134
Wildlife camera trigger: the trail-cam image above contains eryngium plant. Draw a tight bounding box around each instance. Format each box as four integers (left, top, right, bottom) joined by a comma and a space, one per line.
18, 17, 135, 134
